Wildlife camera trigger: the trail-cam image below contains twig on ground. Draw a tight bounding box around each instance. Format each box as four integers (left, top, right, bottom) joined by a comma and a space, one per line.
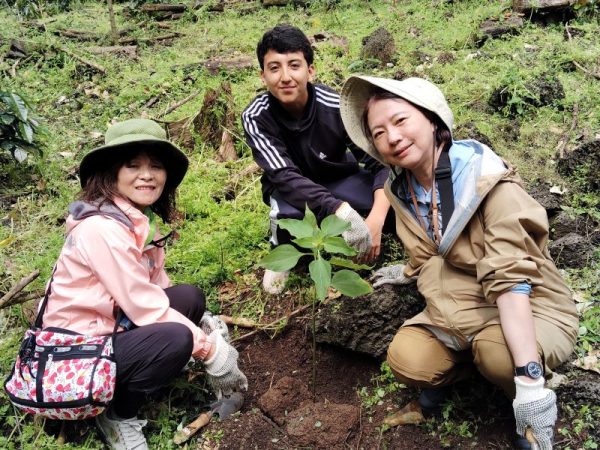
156, 91, 200, 118
119, 33, 182, 45
231, 304, 310, 343
257, 412, 289, 442
0, 291, 43, 309
53, 45, 107, 74
556, 104, 578, 159
573, 60, 600, 80
565, 23, 572, 41
0, 270, 40, 309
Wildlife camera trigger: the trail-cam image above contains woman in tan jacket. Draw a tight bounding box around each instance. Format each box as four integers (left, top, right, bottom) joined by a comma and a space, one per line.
340, 76, 578, 450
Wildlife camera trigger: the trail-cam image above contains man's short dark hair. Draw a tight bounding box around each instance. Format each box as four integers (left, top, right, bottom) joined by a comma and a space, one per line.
256, 24, 314, 70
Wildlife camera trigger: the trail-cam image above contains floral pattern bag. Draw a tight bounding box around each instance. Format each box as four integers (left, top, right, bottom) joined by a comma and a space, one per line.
4, 270, 120, 420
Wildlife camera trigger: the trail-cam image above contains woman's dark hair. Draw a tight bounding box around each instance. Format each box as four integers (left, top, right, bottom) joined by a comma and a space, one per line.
79, 146, 177, 223
361, 87, 452, 153
256, 24, 314, 70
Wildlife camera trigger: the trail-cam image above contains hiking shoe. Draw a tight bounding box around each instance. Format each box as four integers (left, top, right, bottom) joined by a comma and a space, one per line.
262, 270, 290, 294
96, 411, 149, 450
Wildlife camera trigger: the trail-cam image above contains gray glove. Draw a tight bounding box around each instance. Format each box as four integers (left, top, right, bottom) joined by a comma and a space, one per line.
513, 377, 557, 450
370, 264, 416, 288
200, 312, 230, 343
204, 331, 248, 399
335, 202, 372, 257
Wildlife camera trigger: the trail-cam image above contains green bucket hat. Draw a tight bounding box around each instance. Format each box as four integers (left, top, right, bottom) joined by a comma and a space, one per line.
79, 118, 189, 188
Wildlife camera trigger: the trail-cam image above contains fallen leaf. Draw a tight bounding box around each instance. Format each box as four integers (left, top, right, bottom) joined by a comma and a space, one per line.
571, 349, 600, 374
545, 372, 567, 389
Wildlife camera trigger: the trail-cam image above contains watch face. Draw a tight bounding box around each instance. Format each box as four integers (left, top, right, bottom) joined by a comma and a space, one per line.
526, 362, 543, 378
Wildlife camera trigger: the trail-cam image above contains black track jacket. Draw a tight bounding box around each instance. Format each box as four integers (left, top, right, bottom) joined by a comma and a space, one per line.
242, 83, 389, 218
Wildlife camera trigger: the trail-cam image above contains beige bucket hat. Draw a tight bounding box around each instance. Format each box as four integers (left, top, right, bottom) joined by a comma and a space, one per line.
340, 75, 454, 164
79, 118, 189, 188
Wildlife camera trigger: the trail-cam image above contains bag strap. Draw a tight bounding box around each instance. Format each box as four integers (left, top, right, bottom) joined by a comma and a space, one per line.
34, 266, 122, 339
34, 266, 57, 329
434, 149, 454, 234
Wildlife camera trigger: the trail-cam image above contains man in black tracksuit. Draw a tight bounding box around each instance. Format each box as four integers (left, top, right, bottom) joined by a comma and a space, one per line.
242, 24, 390, 294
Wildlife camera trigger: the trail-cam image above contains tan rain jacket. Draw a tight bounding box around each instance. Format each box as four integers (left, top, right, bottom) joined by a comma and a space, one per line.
381, 140, 578, 364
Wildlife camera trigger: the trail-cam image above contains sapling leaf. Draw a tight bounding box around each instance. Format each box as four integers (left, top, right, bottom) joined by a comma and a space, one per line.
331, 270, 373, 297
278, 218, 314, 239
259, 244, 305, 272
323, 236, 357, 256
329, 257, 371, 270
309, 258, 331, 301
303, 205, 317, 228
293, 236, 319, 250
321, 214, 350, 237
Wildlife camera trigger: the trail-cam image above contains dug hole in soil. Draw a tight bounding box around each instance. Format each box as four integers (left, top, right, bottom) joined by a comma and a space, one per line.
205, 297, 520, 449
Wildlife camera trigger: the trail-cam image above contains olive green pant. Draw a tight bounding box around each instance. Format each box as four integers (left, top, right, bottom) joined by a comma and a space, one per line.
386, 325, 544, 399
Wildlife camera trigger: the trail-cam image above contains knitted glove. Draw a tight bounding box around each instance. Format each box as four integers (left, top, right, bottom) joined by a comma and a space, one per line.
334, 202, 372, 257
513, 377, 557, 450
370, 264, 417, 288
204, 331, 248, 399
200, 312, 230, 343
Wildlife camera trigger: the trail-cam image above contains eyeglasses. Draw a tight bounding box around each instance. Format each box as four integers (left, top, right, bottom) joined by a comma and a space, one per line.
148, 230, 178, 248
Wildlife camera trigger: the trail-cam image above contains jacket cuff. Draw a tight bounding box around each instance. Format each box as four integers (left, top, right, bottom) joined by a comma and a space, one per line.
192, 332, 215, 360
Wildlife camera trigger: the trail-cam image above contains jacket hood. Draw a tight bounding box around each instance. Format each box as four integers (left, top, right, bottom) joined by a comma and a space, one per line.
67, 200, 134, 234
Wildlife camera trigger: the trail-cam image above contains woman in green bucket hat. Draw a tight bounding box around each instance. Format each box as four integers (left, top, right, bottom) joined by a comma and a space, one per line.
340, 76, 577, 450
40, 118, 247, 449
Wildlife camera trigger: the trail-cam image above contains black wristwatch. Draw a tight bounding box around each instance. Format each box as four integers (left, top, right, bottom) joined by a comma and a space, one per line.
515, 361, 543, 379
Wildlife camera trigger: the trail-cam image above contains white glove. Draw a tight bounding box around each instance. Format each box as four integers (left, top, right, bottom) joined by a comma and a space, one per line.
334, 202, 372, 257
370, 264, 416, 288
513, 377, 557, 450
200, 312, 230, 343
204, 331, 248, 399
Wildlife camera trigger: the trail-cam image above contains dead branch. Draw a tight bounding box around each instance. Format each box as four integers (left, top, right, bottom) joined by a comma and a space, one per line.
572, 61, 600, 81
22, 18, 56, 32
118, 33, 182, 45
1, 291, 43, 310
141, 3, 187, 13
53, 45, 107, 74
231, 304, 310, 343
157, 91, 200, 118
556, 104, 579, 159
173, 56, 254, 75
0, 270, 40, 309
55, 29, 99, 41
86, 45, 138, 59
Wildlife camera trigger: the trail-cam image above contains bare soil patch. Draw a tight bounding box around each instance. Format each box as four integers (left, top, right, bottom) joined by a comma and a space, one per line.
204, 296, 522, 449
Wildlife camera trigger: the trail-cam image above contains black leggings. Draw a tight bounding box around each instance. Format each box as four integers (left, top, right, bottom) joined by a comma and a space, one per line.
111, 284, 205, 418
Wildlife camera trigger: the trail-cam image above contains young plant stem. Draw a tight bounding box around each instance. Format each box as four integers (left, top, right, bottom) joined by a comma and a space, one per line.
312, 289, 317, 400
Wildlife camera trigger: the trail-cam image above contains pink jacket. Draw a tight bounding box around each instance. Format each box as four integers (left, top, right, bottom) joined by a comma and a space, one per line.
42, 196, 213, 359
